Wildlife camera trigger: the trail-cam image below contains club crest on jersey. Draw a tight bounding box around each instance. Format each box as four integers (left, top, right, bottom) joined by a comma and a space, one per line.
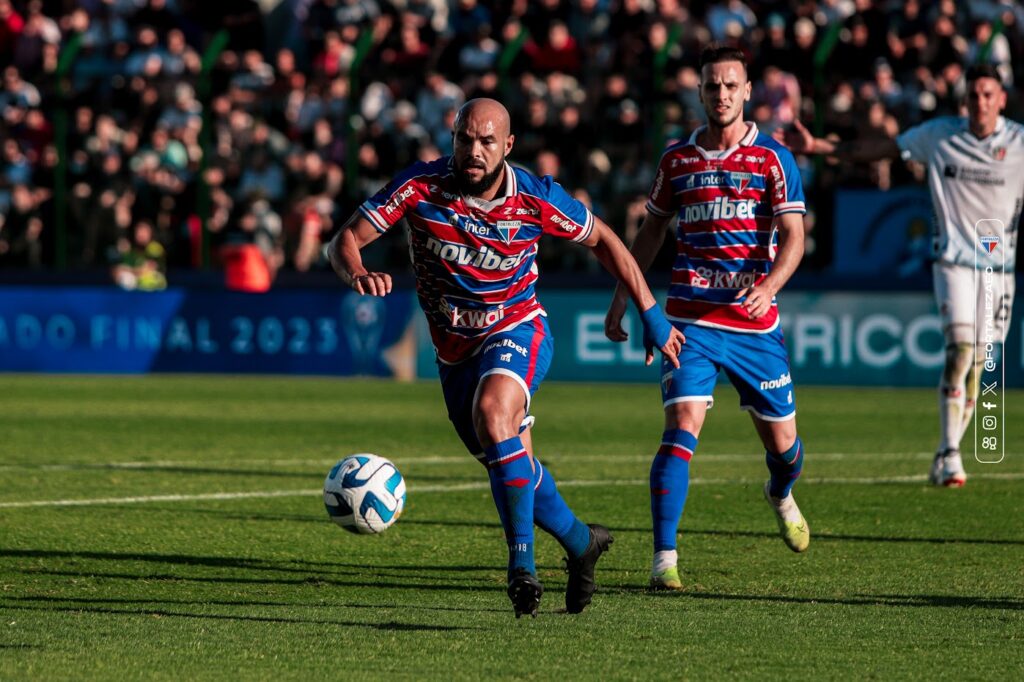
993, 147, 1007, 161
495, 220, 522, 244
729, 172, 753, 192
979, 235, 1000, 253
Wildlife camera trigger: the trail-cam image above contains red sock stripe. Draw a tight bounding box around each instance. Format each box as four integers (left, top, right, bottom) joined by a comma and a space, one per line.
523, 317, 545, 389
657, 443, 693, 461
486, 449, 528, 469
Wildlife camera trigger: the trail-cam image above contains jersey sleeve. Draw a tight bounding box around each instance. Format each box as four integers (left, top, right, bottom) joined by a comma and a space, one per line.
766, 147, 806, 215
645, 151, 677, 217
358, 162, 427, 233
537, 176, 595, 243
896, 120, 942, 164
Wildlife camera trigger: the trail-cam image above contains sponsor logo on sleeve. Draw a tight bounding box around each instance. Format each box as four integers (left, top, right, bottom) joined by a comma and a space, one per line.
549, 214, 579, 233
383, 185, 416, 214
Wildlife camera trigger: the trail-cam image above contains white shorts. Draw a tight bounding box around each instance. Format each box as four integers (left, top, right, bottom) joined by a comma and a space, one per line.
933, 261, 1014, 345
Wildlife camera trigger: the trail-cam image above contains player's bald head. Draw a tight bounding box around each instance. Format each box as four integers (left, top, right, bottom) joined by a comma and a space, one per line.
454, 98, 511, 139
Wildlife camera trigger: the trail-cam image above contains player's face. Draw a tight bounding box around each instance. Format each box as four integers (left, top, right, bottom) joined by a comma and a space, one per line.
699, 61, 751, 129
452, 112, 515, 196
965, 77, 1006, 136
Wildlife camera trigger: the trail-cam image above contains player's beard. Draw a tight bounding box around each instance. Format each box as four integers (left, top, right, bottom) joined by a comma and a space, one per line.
707, 104, 742, 129
455, 157, 506, 197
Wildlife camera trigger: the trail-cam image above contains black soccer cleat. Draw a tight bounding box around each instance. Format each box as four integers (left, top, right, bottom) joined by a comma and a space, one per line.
507, 568, 544, 619
565, 524, 614, 614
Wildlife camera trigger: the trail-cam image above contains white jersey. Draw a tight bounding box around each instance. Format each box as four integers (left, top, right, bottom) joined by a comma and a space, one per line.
897, 115, 1024, 272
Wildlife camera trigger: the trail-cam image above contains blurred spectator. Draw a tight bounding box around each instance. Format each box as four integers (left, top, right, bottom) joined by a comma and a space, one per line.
220, 198, 283, 292
416, 71, 464, 142
706, 0, 757, 42
111, 219, 167, 291
751, 66, 802, 129
967, 19, 1014, 86
523, 21, 580, 75
0, 184, 43, 268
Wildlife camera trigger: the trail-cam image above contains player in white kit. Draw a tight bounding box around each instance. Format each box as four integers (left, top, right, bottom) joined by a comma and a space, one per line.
778, 64, 1023, 486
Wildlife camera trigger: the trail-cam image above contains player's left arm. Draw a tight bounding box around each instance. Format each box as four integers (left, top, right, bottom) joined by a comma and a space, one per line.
737, 211, 804, 319
583, 218, 684, 367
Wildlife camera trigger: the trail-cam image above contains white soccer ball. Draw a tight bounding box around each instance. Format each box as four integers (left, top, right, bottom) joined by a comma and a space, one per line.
323, 454, 406, 534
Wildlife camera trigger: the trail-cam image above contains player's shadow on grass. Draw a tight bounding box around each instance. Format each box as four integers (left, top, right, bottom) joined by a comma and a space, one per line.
16, 568, 519, 594
0, 548, 503, 574
1, 548, 514, 588
131, 509, 504, 529
607, 527, 1024, 546
6, 596, 507, 615
0, 603, 482, 630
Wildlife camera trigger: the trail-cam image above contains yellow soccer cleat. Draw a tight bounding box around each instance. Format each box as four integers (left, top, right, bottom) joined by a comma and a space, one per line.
764, 482, 810, 553
649, 565, 683, 591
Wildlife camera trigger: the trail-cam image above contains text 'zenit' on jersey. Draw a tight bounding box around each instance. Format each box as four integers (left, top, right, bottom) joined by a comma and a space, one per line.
647, 123, 806, 333
360, 157, 594, 363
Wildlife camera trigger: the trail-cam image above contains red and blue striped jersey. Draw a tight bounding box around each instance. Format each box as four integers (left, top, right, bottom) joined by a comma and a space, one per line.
647, 123, 806, 333
360, 157, 594, 363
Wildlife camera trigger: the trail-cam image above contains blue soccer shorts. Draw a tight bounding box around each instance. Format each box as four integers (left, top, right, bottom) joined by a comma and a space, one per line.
438, 315, 553, 455
661, 323, 796, 421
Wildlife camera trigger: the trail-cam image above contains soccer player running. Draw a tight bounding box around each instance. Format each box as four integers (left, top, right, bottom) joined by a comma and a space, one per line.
776, 64, 1023, 487
328, 98, 684, 617
605, 46, 811, 591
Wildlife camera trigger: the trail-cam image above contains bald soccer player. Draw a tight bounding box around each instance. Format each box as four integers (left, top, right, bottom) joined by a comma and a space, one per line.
328, 99, 684, 618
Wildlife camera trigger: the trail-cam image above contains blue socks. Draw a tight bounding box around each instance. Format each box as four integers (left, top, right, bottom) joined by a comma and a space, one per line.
650, 429, 696, 552
766, 437, 804, 499
533, 459, 591, 558
484, 436, 536, 577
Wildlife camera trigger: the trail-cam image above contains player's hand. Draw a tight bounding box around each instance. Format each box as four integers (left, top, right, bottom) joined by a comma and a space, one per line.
772, 119, 816, 154
655, 326, 685, 369
736, 283, 775, 319
604, 295, 629, 342
640, 303, 684, 369
352, 272, 392, 296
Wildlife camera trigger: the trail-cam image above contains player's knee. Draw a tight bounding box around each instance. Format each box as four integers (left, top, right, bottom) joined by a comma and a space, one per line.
942, 342, 974, 386
472, 394, 519, 446
665, 402, 706, 436
758, 419, 796, 454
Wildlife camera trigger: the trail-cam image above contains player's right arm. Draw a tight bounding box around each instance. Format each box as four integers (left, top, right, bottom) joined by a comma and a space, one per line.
604, 211, 674, 342
326, 214, 393, 297
775, 119, 901, 163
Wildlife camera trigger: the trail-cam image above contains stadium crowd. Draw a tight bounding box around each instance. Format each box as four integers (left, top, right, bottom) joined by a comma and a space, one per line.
1, 0, 1022, 286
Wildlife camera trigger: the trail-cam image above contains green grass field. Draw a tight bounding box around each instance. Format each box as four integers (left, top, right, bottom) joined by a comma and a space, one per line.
1, 375, 1022, 680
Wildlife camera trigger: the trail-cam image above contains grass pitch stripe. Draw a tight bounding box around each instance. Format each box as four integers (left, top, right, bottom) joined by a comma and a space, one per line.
3, 472, 1024, 509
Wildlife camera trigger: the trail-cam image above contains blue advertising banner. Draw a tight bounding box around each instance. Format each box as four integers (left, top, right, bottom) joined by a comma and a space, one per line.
0, 287, 417, 376
416, 290, 1024, 388
6, 286, 1021, 387
833, 187, 934, 277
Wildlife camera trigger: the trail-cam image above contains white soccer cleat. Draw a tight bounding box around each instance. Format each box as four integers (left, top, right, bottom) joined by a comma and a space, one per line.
930, 449, 967, 488
764, 482, 810, 553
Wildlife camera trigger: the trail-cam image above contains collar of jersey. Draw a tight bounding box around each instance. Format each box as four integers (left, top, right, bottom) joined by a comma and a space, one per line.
687, 122, 759, 159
